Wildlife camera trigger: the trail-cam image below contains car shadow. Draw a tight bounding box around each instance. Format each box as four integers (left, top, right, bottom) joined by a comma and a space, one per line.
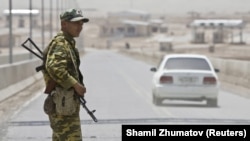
158, 100, 220, 108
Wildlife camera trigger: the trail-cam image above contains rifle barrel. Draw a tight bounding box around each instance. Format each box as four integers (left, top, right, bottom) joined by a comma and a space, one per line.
80, 97, 98, 122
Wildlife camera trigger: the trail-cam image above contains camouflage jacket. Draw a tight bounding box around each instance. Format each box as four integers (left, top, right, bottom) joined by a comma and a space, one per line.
42, 31, 83, 89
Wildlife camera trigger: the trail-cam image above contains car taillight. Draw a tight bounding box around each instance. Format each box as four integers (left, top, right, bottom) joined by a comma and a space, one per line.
160, 76, 173, 84
203, 77, 217, 85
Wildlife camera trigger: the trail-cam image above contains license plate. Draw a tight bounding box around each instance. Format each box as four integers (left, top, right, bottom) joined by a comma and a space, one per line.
179, 77, 198, 84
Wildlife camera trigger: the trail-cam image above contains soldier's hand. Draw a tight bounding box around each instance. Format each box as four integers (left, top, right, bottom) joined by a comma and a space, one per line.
73, 83, 86, 96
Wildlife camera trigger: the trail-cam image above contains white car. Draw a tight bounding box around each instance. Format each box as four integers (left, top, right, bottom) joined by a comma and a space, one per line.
150, 54, 220, 107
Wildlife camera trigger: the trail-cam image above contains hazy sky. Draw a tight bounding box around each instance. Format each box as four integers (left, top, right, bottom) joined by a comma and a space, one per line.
1, 0, 250, 16
78, 0, 250, 14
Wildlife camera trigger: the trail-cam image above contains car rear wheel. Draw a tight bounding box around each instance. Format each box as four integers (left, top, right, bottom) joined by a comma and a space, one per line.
153, 94, 162, 106
206, 98, 218, 107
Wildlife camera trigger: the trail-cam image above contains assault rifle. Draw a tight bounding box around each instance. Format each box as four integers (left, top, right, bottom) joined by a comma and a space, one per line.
21, 38, 98, 122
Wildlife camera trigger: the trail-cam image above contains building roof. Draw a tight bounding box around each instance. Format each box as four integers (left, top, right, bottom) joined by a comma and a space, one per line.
3, 9, 39, 16
107, 9, 150, 20
189, 19, 245, 28
149, 19, 163, 24
122, 20, 149, 26
158, 37, 173, 43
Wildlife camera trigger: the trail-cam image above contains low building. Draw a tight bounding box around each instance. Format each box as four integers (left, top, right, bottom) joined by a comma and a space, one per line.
100, 19, 151, 37
149, 19, 168, 33
107, 9, 150, 21
99, 10, 167, 38
158, 37, 173, 51
0, 28, 28, 48
3, 9, 40, 28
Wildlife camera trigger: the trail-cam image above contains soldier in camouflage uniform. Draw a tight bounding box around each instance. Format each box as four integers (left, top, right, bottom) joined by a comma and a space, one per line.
42, 9, 89, 141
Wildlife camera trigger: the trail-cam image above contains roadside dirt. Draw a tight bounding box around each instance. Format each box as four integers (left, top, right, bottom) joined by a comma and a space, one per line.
0, 78, 44, 138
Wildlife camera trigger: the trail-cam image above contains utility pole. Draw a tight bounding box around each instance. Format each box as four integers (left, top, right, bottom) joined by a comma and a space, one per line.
50, 0, 53, 38
9, 0, 13, 63
41, 0, 45, 49
29, 0, 33, 59
56, 0, 59, 31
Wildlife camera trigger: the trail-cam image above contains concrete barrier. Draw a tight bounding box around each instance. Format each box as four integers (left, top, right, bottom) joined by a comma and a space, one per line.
0, 52, 33, 65
210, 58, 250, 90
0, 59, 43, 102
0, 49, 85, 102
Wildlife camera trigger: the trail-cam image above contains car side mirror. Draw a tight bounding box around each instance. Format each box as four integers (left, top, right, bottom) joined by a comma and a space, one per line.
214, 68, 220, 73
150, 67, 157, 72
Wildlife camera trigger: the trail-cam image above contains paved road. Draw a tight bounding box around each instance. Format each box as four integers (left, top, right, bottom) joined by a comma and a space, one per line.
1, 49, 250, 141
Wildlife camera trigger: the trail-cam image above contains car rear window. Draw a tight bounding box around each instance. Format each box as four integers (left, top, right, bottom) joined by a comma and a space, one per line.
164, 57, 211, 70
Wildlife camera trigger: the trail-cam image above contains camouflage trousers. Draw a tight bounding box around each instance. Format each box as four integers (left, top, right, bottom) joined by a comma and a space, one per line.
49, 113, 82, 141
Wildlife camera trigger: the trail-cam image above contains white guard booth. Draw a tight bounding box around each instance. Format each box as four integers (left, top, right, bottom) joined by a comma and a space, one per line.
189, 19, 245, 44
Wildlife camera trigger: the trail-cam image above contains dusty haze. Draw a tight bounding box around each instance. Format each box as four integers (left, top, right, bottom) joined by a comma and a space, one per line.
0, 0, 249, 16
